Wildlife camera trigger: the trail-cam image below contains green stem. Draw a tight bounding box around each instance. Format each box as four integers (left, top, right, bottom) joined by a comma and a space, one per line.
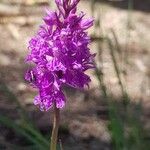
50, 103, 60, 150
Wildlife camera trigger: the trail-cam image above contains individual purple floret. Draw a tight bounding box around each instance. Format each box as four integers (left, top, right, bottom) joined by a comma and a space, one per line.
25, 0, 95, 111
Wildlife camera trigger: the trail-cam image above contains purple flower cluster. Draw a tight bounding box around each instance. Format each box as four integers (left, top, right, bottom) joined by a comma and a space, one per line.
25, 0, 95, 111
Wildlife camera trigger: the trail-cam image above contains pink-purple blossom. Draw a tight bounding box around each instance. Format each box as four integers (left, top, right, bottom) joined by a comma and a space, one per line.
25, 0, 95, 111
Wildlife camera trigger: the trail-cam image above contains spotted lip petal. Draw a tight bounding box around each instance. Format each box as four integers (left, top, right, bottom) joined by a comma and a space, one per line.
25, 0, 95, 111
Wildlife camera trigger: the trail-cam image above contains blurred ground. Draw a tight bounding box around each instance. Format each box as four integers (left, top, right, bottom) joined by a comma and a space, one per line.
0, 0, 149, 150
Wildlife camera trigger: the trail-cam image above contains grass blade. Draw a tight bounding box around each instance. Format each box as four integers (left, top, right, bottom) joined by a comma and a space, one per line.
108, 101, 125, 150
0, 81, 28, 122
106, 37, 130, 108
0, 114, 49, 150
0, 81, 49, 148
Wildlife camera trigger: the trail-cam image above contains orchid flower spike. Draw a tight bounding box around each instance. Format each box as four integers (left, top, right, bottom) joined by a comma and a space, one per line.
25, 0, 95, 111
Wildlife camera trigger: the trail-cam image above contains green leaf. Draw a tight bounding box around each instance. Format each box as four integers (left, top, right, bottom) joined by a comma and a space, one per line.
108, 102, 125, 150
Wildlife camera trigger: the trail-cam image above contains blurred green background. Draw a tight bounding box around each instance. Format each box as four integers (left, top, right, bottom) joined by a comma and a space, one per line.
0, 0, 149, 150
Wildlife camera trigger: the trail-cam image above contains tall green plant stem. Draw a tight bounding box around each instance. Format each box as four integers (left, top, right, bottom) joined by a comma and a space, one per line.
50, 103, 60, 150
